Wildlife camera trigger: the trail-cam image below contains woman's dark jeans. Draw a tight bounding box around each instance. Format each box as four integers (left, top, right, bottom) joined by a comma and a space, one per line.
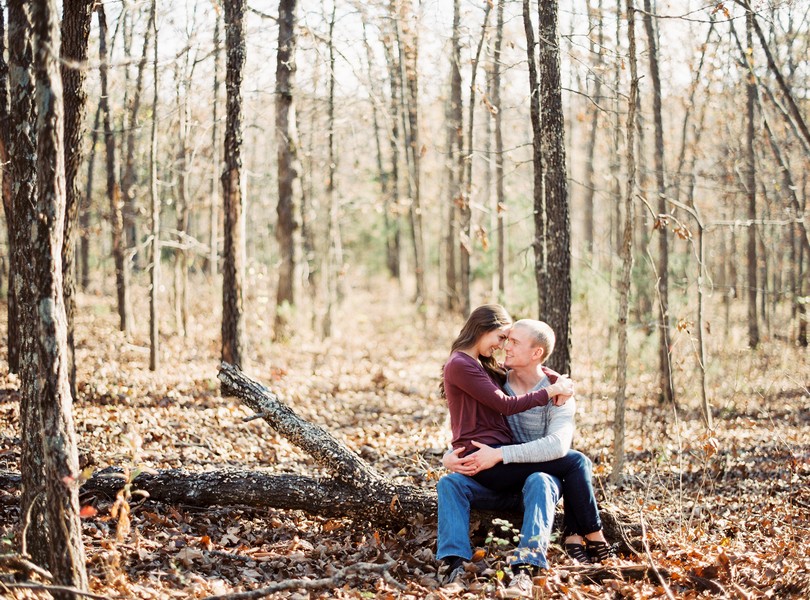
473, 449, 602, 537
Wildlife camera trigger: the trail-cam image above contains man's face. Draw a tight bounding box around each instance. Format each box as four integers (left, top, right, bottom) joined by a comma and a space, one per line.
478, 326, 510, 358
504, 326, 540, 369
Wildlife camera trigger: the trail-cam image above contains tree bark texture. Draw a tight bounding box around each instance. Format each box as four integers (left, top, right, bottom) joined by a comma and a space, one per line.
8, 0, 47, 566
274, 0, 298, 341
221, 0, 246, 368
642, 0, 674, 405
537, 0, 572, 374
97, 4, 131, 337
31, 0, 89, 591
60, 0, 94, 399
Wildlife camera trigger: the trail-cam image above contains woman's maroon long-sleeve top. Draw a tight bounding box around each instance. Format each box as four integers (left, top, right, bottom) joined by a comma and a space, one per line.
444, 352, 553, 456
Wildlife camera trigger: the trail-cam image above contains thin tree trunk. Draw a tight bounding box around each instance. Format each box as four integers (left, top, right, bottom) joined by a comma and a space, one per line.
0, 5, 17, 374
537, 0, 572, 374
30, 0, 89, 591
149, 5, 160, 372
322, 2, 340, 339
583, 0, 604, 257
274, 0, 298, 341
382, 36, 402, 280
60, 0, 94, 400
209, 12, 221, 277
613, 0, 639, 485
610, 0, 623, 271
121, 2, 156, 266
80, 104, 102, 291
459, 3, 493, 317
745, 10, 759, 348
393, 1, 425, 307
522, 0, 545, 315
493, 0, 505, 300
98, 4, 131, 337
221, 0, 246, 369
642, 0, 674, 404
9, 0, 46, 565
445, 0, 462, 311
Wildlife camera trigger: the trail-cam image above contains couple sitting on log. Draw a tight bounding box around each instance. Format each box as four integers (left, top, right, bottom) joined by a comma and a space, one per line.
437, 304, 616, 596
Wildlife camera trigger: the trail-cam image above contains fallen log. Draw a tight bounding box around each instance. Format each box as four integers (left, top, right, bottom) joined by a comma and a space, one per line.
1, 363, 639, 538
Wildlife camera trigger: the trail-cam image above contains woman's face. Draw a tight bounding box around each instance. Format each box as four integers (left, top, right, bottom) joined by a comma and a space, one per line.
476, 325, 510, 357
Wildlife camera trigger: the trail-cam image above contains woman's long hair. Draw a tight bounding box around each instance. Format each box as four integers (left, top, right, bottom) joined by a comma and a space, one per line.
440, 304, 512, 397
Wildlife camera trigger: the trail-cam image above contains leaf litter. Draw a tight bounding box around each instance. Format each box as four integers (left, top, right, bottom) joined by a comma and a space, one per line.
0, 284, 808, 598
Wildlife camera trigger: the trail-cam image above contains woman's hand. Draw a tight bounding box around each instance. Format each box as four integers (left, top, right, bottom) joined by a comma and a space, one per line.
549, 374, 574, 402
464, 441, 503, 472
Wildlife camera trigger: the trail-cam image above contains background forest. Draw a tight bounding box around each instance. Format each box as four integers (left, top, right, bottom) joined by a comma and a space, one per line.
0, 0, 808, 598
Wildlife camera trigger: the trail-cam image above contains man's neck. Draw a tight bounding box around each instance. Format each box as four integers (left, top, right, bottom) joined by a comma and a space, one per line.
508, 364, 546, 393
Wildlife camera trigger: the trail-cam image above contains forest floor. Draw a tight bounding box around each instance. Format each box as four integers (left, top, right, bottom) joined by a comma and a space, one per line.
0, 281, 809, 599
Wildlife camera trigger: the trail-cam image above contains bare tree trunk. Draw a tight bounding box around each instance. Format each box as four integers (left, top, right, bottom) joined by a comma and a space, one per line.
745, 11, 759, 348
29, 0, 89, 591
121, 2, 156, 268
209, 12, 221, 277
60, 0, 94, 400
221, 0, 246, 369
642, 0, 674, 404
613, 0, 639, 485
382, 36, 402, 280
393, 0, 425, 307
8, 0, 46, 565
98, 4, 131, 337
445, 0, 462, 311
149, 5, 160, 372
0, 5, 17, 374
80, 104, 101, 291
459, 3, 493, 317
363, 17, 397, 285
583, 0, 604, 257
493, 0, 506, 300
322, 2, 341, 339
522, 0, 545, 315
274, 0, 298, 341
537, 0, 572, 374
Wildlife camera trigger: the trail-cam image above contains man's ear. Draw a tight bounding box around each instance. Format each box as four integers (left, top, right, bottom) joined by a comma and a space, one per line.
533, 347, 545, 362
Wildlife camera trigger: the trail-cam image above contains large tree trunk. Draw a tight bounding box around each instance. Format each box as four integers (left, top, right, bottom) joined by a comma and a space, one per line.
26, 0, 89, 592
642, 0, 674, 405
97, 4, 131, 337
9, 0, 45, 565
60, 0, 94, 400
537, 0, 572, 374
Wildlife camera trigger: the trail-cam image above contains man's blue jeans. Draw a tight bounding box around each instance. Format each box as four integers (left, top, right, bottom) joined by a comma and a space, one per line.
436, 471, 561, 569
